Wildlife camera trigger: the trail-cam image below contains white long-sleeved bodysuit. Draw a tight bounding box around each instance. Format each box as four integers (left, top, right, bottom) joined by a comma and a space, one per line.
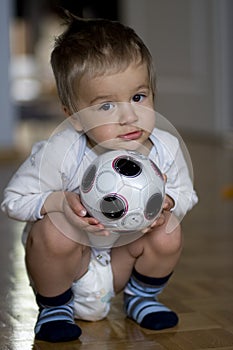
1, 120, 198, 227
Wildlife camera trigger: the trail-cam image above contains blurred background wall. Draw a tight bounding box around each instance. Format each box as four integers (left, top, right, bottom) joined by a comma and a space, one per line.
1, 0, 232, 154
121, 0, 233, 137
0, 0, 14, 149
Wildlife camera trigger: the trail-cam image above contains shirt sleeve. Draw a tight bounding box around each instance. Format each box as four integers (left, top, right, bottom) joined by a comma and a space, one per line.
151, 129, 198, 221
1, 140, 53, 221
1, 124, 85, 222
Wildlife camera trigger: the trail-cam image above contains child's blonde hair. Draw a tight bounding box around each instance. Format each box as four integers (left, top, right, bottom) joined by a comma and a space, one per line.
51, 11, 156, 113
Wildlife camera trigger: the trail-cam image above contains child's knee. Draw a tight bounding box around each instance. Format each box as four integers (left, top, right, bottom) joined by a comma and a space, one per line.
165, 223, 182, 255
27, 215, 80, 257
148, 219, 182, 256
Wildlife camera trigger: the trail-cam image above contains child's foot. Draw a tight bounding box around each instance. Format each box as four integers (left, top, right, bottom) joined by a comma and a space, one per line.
35, 288, 81, 342
124, 268, 178, 330
124, 294, 178, 330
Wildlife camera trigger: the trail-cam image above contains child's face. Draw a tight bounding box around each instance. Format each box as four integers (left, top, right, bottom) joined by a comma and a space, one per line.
73, 62, 155, 155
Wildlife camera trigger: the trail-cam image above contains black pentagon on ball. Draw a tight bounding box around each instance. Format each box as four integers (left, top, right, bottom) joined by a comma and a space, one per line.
81, 164, 97, 192
145, 193, 163, 220
113, 156, 142, 177
100, 194, 127, 219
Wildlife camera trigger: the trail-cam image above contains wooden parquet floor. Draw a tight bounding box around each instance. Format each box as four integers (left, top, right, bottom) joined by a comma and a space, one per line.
0, 135, 232, 350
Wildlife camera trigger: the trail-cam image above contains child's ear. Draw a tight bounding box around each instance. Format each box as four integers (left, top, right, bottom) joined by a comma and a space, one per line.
62, 105, 83, 131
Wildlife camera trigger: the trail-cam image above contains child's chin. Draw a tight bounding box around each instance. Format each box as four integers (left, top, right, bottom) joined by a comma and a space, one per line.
93, 139, 147, 154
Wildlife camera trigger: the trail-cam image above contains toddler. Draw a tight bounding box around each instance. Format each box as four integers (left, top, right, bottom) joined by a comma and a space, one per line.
1, 12, 198, 342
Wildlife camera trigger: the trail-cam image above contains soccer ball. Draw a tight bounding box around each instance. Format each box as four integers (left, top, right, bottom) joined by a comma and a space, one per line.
80, 150, 165, 233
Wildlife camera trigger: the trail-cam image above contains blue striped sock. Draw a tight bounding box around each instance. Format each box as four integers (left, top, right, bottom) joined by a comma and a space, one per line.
124, 269, 178, 330
35, 288, 82, 342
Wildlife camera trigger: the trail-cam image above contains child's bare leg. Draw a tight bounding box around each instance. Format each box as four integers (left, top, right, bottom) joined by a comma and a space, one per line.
111, 211, 182, 330
26, 214, 90, 342
26, 214, 90, 296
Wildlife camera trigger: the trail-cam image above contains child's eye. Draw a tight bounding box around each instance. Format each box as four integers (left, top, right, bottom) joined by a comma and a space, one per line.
132, 94, 146, 103
99, 102, 114, 111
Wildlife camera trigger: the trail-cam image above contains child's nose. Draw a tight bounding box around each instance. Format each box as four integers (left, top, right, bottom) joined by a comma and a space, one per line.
119, 103, 139, 125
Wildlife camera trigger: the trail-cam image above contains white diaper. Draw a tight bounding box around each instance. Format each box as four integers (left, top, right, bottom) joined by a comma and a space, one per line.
72, 249, 115, 321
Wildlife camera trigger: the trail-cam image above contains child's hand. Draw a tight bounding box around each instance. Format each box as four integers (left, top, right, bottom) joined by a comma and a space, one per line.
161, 174, 175, 211
163, 194, 175, 212
63, 191, 110, 236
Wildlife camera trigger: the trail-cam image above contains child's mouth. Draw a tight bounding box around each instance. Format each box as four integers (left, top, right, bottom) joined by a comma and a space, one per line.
119, 130, 143, 140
